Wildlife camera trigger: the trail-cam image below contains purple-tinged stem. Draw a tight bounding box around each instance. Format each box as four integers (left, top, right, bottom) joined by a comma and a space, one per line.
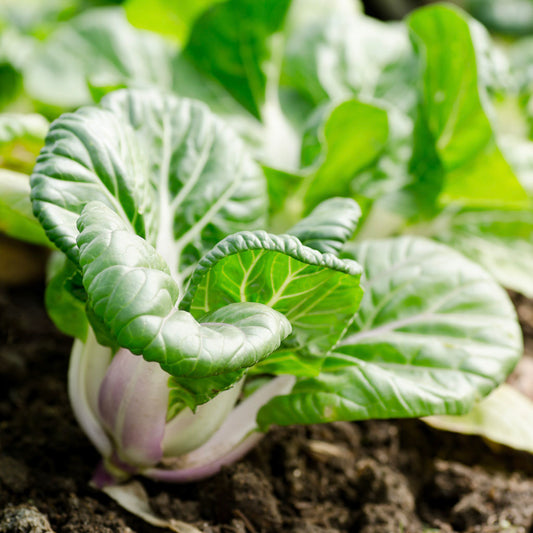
145, 432, 263, 482
90, 460, 128, 489
98, 348, 169, 467
145, 375, 295, 482
68, 331, 113, 457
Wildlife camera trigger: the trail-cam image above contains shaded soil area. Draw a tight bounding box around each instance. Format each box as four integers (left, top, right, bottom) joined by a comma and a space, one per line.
1, 283, 533, 533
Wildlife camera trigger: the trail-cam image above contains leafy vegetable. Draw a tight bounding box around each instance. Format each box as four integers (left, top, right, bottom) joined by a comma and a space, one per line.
184, 229, 363, 357
282, 9, 414, 109
77, 201, 291, 379
124, 0, 225, 43
462, 0, 533, 36
45, 252, 89, 340
0, 0, 525, 493
0, 168, 48, 245
185, 0, 291, 119
0, 113, 48, 172
436, 209, 533, 298
31, 88, 266, 275
27, 86, 522, 486
300, 100, 389, 212
258, 237, 521, 427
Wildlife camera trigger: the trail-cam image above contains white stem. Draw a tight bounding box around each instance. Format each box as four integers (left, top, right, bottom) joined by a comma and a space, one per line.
144, 375, 296, 482
260, 33, 300, 171
162, 379, 244, 457
68, 329, 113, 457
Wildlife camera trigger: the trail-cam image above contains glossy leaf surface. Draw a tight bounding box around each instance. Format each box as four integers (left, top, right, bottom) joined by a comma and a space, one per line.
288, 197, 361, 255
184, 230, 363, 357
76, 201, 291, 379
31, 89, 267, 283
258, 237, 522, 427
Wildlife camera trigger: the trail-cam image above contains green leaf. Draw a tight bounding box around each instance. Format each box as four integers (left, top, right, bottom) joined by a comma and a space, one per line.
250, 350, 322, 378
287, 197, 361, 255
23, 8, 177, 109
31, 88, 267, 285
440, 145, 529, 209
45, 252, 89, 341
171, 54, 262, 146
0, 169, 50, 245
436, 209, 533, 298
185, 0, 291, 119
285, 0, 362, 37
258, 237, 522, 427
167, 369, 245, 415
0, 113, 48, 173
302, 100, 389, 212
501, 136, 533, 196
408, 5, 529, 209
282, 11, 414, 109
0, 27, 34, 110
172, 52, 252, 111
184, 230, 363, 357
425, 384, 533, 454
125, 0, 225, 43
275, 100, 390, 231
0, 62, 22, 111
510, 36, 533, 101
0, 113, 48, 145
77, 201, 291, 380
262, 165, 305, 224
0, 0, 79, 37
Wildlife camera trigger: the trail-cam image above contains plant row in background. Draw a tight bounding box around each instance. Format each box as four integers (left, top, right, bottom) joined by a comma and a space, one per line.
1, 0, 533, 495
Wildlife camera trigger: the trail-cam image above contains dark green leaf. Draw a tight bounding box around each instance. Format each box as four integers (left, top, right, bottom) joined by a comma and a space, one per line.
76, 201, 292, 380
185, 0, 291, 119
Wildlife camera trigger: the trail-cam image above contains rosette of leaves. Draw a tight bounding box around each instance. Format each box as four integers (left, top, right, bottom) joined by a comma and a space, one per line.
30, 88, 522, 485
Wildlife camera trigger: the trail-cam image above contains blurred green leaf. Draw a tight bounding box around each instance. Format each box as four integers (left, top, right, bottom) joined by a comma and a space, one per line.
125, 0, 225, 43
185, 0, 291, 119
408, 5, 529, 209
425, 384, 533, 454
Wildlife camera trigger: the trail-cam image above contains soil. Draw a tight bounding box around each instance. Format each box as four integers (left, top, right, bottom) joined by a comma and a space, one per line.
2, 282, 533, 533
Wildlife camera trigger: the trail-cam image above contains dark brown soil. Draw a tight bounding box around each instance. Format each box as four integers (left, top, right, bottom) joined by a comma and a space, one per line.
2, 282, 533, 533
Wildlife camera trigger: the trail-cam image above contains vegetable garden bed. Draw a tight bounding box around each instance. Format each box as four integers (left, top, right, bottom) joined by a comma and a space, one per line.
2, 0, 533, 531
1, 283, 533, 533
